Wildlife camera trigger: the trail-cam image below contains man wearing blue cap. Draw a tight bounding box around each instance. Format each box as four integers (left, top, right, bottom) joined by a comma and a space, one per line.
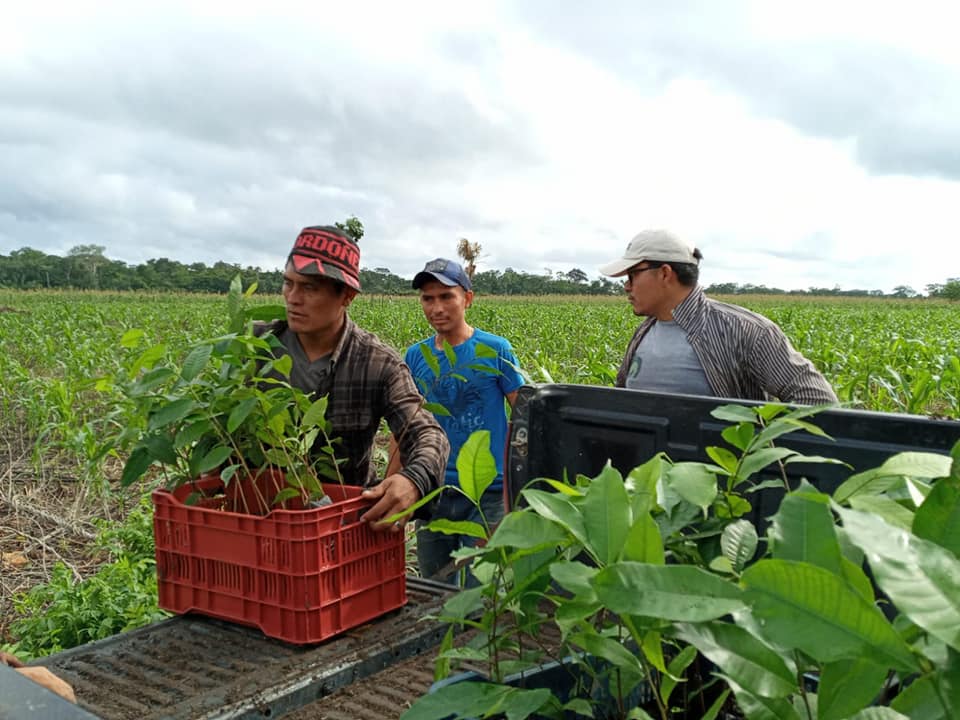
388, 258, 526, 584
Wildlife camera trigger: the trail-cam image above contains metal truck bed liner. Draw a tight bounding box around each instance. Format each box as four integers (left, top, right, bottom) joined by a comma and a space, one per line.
33, 577, 453, 720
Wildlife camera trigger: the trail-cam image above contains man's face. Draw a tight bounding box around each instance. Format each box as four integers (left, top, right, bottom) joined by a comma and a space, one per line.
623, 262, 667, 317
418, 279, 472, 335
282, 263, 356, 335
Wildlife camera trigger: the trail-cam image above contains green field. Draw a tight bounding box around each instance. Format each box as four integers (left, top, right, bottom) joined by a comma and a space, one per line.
1, 289, 959, 484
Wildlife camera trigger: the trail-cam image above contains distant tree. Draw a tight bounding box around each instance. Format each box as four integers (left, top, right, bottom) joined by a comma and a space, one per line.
706, 282, 739, 295
334, 216, 364, 243
566, 268, 588, 284
457, 238, 482, 281
891, 285, 917, 298
943, 278, 960, 300
67, 244, 107, 289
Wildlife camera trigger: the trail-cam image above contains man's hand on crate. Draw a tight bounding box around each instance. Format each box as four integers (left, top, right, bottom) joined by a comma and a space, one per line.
361, 473, 418, 532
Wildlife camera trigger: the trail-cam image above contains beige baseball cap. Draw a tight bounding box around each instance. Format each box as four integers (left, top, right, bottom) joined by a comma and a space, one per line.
598, 229, 699, 277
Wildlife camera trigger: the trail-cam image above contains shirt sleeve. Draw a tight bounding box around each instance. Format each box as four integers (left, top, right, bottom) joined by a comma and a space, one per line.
381, 356, 450, 500
750, 325, 839, 405
497, 339, 527, 394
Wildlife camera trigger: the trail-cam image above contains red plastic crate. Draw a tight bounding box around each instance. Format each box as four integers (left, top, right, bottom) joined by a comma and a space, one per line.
151, 477, 407, 644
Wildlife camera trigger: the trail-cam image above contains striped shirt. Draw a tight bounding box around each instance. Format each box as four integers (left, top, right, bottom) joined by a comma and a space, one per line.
616, 286, 838, 404
256, 318, 449, 501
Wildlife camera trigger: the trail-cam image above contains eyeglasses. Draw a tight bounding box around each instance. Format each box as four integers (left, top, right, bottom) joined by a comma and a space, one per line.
625, 265, 661, 284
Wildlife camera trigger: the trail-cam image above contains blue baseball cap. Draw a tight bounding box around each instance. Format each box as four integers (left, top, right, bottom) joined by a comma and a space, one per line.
412, 258, 472, 291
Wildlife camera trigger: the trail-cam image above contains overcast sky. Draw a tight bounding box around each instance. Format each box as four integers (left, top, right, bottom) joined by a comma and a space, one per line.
3, 1, 959, 293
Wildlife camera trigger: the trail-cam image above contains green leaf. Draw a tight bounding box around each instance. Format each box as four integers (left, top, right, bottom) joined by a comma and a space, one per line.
849, 494, 914, 531
741, 559, 919, 671
399, 682, 553, 720
130, 366, 176, 394
121, 446, 153, 486
737, 446, 796, 483
423, 401, 452, 417
456, 430, 497, 504
711, 404, 759, 424
143, 434, 178, 465
196, 445, 233, 474
622, 512, 664, 564
877, 452, 953, 479
818, 658, 888, 720
675, 621, 795, 698
660, 645, 698, 705
592, 563, 745, 621
148, 398, 198, 431
272, 353, 293, 378
625, 454, 663, 517
835, 452, 954, 503
243, 304, 282, 322
706, 446, 738, 475
466, 364, 501, 375
227, 397, 258, 433
890, 668, 956, 720
418, 342, 441, 378
722, 422, 755, 452
173, 419, 213, 449
521, 489, 586, 547
180, 343, 213, 382
666, 463, 718, 513
732, 690, 803, 720
131, 343, 168, 374
913, 479, 960, 558
569, 630, 644, 675
301, 395, 329, 429
425, 519, 487, 539
120, 328, 145, 348
438, 585, 484, 623
486, 510, 568, 551
768, 489, 844, 575
579, 463, 631, 566
700, 688, 731, 720
721, 519, 758, 572
441, 339, 457, 370
837, 506, 960, 652
843, 708, 911, 720
474, 342, 497, 359
548, 560, 598, 599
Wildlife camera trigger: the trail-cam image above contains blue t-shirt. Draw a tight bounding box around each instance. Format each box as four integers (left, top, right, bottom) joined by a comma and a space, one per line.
404, 329, 525, 490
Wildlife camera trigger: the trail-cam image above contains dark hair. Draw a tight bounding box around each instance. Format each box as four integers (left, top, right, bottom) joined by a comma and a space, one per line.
648, 248, 702, 287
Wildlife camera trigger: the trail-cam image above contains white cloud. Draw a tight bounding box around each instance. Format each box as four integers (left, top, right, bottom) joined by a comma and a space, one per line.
2, 2, 960, 294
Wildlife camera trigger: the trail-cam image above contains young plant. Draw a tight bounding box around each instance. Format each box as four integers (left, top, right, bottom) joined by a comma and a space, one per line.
107, 276, 344, 511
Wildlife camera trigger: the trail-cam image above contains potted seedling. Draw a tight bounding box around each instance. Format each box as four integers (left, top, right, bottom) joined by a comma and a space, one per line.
113, 275, 342, 511
107, 276, 407, 644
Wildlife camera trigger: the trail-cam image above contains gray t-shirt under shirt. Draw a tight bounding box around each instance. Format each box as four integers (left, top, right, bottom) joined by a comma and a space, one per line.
277, 327, 332, 392
625, 320, 715, 396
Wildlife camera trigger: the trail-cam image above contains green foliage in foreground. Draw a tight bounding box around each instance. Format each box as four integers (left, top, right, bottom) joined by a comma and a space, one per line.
403, 407, 960, 720
3, 499, 168, 660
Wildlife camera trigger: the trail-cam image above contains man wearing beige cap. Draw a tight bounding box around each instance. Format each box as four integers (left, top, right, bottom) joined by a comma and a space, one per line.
598, 229, 837, 404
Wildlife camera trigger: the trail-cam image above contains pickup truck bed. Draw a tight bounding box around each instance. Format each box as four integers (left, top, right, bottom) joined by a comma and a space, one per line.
20, 578, 453, 720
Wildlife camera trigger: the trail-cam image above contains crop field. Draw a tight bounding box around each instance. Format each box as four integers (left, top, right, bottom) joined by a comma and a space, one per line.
2, 288, 959, 485
1, 287, 959, 655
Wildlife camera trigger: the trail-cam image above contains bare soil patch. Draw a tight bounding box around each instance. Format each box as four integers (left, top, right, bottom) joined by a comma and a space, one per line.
0, 421, 132, 644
